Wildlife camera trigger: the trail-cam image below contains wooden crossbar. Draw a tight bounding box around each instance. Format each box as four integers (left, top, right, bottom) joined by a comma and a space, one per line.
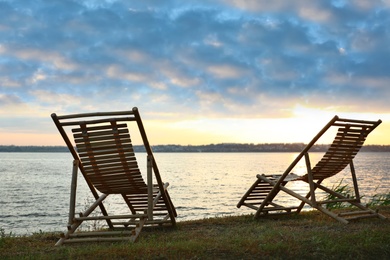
56, 110, 136, 120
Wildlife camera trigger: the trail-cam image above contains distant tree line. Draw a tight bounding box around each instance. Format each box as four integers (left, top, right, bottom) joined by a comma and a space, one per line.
1, 144, 390, 153
0, 145, 69, 153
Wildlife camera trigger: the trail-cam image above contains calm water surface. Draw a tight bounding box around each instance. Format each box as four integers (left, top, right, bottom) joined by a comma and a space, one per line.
1, 152, 389, 235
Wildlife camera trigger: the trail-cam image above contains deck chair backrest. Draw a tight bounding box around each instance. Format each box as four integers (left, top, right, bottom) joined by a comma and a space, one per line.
72, 120, 147, 194
277, 116, 381, 184
310, 119, 380, 180
51, 108, 163, 196
312, 118, 381, 180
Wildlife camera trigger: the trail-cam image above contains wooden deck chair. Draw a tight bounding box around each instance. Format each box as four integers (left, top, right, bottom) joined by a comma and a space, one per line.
51, 107, 177, 245
237, 115, 387, 224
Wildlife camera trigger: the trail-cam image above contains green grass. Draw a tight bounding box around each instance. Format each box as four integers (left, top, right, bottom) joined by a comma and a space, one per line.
1, 207, 389, 259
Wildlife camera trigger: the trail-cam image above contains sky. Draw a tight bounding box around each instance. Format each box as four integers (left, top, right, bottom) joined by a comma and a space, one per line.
1, 0, 390, 146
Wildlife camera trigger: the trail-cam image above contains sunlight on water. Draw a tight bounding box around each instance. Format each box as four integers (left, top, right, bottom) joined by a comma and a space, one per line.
0, 152, 389, 235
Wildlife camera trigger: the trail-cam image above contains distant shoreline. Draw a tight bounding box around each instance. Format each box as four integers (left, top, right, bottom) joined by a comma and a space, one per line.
1, 144, 390, 153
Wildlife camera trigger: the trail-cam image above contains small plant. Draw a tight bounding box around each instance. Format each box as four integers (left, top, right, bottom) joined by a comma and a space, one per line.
78, 198, 106, 232
0, 228, 12, 239
0, 228, 5, 239
324, 179, 356, 209
368, 192, 390, 206
32, 229, 44, 236
0, 227, 13, 248
325, 180, 390, 209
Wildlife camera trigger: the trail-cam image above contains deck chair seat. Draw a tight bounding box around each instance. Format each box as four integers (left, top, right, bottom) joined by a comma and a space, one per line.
237, 115, 387, 224
51, 107, 177, 245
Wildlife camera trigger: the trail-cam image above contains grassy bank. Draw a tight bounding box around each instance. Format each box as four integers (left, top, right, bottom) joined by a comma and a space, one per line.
1, 207, 389, 259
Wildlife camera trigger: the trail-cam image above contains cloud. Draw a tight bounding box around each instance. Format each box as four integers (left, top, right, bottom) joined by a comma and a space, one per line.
0, 94, 24, 108
0, 0, 390, 140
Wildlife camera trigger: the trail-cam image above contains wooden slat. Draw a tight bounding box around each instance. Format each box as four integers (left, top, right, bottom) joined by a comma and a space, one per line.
76, 139, 132, 149
78, 148, 135, 157
87, 177, 145, 186
75, 133, 131, 144
329, 141, 363, 146
81, 157, 137, 166
335, 133, 366, 138
321, 153, 358, 157
57, 111, 135, 120
328, 143, 363, 149
82, 160, 139, 168
88, 180, 145, 189
313, 162, 348, 167
60, 116, 136, 126
87, 173, 144, 181
79, 152, 136, 161
73, 128, 129, 138
75, 138, 131, 148
315, 161, 350, 166
82, 162, 138, 170
72, 123, 128, 133
77, 145, 132, 153
83, 166, 141, 175
88, 174, 146, 183
83, 167, 141, 176
83, 166, 141, 174
337, 128, 369, 133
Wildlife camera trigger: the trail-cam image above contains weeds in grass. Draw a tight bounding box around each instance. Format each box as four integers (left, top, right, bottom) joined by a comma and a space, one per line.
0, 227, 13, 249
0, 228, 4, 248
0, 227, 13, 239
368, 192, 390, 206
78, 197, 106, 232
325, 179, 356, 209
325, 179, 390, 209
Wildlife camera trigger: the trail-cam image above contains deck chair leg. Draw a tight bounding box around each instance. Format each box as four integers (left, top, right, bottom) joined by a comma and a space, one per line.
68, 160, 79, 226
349, 160, 361, 203
304, 153, 317, 206
297, 179, 324, 213
135, 108, 177, 225
164, 188, 177, 217
147, 155, 154, 221
132, 217, 147, 242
